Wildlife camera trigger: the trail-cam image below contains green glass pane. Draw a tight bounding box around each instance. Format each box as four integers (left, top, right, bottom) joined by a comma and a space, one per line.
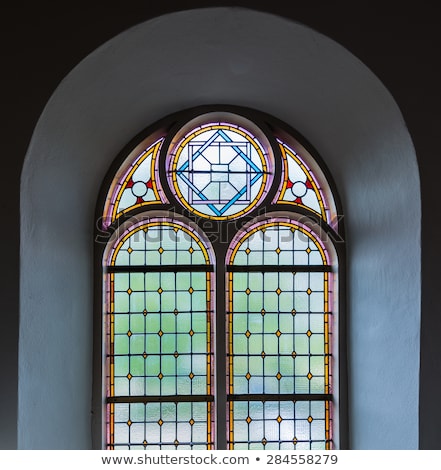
262, 333, 278, 354
114, 335, 129, 354
191, 333, 207, 354
264, 356, 278, 375
114, 356, 129, 376
130, 377, 144, 395
279, 355, 294, 377
192, 312, 208, 333
233, 356, 247, 375
114, 314, 129, 334
248, 334, 262, 354
161, 377, 176, 395
145, 272, 160, 291
114, 423, 129, 444
161, 334, 175, 354
161, 313, 176, 333
248, 293, 263, 312
262, 272, 279, 291
263, 314, 278, 333
232, 313, 247, 333
279, 335, 294, 354
279, 292, 294, 312
114, 250, 129, 266
294, 272, 309, 291
114, 403, 129, 422
279, 274, 294, 292
176, 334, 191, 352
294, 313, 309, 332
233, 376, 248, 393
263, 376, 278, 393
145, 377, 160, 395
175, 292, 191, 312
233, 293, 247, 312
130, 334, 145, 354
279, 314, 294, 333
294, 292, 308, 311
192, 355, 207, 375
310, 292, 324, 312
310, 376, 325, 394
176, 313, 191, 332
310, 334, 325, 355
130, 292, 145, 312
161, 355, 176, 376
114, 377, 129, 396
294, 353, 309, 377
130, 250, 145, 265
189, 250, 205, 264
233, 273, 247, 291
130, 314, 145, 334
114, 273, 129, 291
233, 250, 250, 265
175, 250, 191, 265
145, 315, 160, 333
294, 335, 309, 355
309, 313, 324, 333
191, 376, 206, 394
176, 376, 191, 394
145, 251, 160, 265
249, 357, 263, 376
176, 272, 190, 288
145, 334, 161, 355
130, 273, 145, 291
191, 291, 206, 311
190, 272, 206, 290
309, 272, 324, 290
130, 356, 145, 376
263, 292, 278, 312
114, 292, 129, 312
249, 313, 263, 333
293, 250, 308, 265
233, 334, 248, 354
145, 293, 160, 312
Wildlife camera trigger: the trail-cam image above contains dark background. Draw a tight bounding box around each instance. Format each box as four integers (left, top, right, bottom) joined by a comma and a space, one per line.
1, 1, 440, 449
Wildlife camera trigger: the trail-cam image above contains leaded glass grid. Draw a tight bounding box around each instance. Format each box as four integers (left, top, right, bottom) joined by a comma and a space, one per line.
104, 220, 215, 449
100, 109, 341, 450
226, 220, 333, 450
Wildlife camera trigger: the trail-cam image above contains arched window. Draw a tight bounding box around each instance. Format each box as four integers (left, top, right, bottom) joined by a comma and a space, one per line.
96, 106, 344, 450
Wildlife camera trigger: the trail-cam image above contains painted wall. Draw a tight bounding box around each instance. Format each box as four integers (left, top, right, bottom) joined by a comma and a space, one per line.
20, 8, 420, 449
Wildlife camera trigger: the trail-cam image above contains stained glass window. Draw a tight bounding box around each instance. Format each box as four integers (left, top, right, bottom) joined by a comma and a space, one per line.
104, 220, 214, 449
226, 220, 333, 449
98, 108, 343, 450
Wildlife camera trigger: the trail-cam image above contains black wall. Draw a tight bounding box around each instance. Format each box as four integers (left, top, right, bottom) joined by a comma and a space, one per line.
1, 1, 439, 449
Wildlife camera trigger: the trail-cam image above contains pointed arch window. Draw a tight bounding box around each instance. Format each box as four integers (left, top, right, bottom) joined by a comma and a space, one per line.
96, 107, 345, 450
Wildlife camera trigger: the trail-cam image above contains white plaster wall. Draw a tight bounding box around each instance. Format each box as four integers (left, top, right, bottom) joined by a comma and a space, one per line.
19, 8, 420, 449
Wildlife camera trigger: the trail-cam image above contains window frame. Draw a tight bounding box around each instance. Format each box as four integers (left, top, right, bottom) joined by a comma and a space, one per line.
93, 105, 347, 450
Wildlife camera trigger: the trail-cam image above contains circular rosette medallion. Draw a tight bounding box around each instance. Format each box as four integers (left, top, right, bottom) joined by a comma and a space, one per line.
167, 119, 273, 220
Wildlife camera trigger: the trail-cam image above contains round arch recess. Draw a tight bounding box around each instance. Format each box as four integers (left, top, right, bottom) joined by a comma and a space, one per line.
20, 7, 420, 450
